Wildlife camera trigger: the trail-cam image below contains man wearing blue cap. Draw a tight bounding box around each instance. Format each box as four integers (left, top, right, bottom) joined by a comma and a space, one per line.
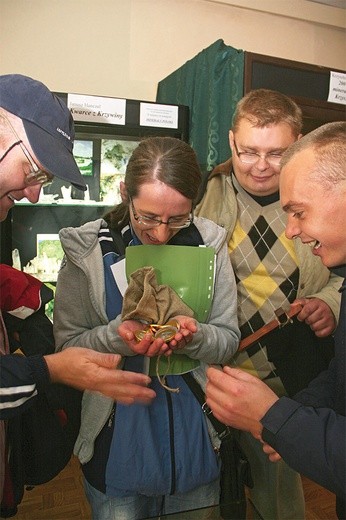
0, 73, 86, 218
0, 76, 155, 411
0, 74, 156, 508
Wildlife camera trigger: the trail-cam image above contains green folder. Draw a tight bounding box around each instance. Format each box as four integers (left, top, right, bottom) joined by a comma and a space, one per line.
125, 245, 215, 323
125, 245, 216, 376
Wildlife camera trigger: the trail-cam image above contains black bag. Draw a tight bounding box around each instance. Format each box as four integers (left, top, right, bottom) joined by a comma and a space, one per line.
15, 383, 81, 485
182, 372, 253, 520
218, 428, 253, 520
1, 383, 81, 518
1, 311, 82, 518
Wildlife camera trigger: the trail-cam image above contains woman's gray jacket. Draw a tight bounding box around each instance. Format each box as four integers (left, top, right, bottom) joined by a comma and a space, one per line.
53, 216, 240, 463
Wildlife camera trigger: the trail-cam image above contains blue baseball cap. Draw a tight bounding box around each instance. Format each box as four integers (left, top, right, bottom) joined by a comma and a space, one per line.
0, 74, 86, 191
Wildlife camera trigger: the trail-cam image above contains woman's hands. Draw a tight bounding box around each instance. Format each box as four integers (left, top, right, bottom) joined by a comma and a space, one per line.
118, 316, 197, 357
118, 320, 168, 357
165, 315, 197, 350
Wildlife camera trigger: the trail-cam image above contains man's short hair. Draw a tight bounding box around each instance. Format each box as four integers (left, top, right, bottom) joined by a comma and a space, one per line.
281, 121, 346, 188
232, 89, 303, 138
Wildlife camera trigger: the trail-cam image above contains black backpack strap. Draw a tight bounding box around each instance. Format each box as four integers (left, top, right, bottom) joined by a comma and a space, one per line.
182, 371, 230, 439
182, 371, 253, 519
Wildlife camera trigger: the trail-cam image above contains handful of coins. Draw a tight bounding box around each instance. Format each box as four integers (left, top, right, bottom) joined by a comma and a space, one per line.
134, 319, 180, 342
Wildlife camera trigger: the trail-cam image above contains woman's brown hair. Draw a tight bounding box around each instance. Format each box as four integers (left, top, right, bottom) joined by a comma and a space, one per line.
104, 136, 202, 230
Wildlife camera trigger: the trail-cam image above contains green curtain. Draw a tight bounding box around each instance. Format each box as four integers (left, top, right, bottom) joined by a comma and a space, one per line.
156, 39, 244, 172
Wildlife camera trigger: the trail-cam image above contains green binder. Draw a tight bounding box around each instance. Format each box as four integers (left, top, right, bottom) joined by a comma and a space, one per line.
125, 244, 216, 376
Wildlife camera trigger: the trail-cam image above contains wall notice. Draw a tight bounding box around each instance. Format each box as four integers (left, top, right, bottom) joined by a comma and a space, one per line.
328, 71, 346, 105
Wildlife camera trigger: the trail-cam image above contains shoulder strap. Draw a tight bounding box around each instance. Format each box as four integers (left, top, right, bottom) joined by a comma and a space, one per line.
238, 303, 303, 351
183, 372, 254, 498
182, 372, 230, 438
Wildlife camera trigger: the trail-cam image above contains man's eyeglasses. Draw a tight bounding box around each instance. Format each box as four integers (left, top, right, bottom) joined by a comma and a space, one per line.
3, 115, 54, 187
130, 198, 193, 229
233, 140, 284, 167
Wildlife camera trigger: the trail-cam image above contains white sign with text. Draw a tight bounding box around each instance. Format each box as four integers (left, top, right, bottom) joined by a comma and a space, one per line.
67, 93, 126, 124
328, 71, 346, 105
140, 102, 178, 129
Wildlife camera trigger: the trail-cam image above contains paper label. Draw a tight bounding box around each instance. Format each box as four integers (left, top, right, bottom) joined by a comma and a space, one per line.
328, 71, 346, 105
140, 102, 178, 128
67, 93, 126, 124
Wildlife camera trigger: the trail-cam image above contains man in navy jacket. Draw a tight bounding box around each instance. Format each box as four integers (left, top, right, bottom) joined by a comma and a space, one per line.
0, 74, 155, 508
0, 74, 155, 408
206, 121, 346, 519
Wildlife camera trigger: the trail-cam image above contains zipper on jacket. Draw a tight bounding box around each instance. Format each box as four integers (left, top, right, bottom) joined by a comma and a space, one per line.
165, 387, 176, 495
108, 405, 116, 427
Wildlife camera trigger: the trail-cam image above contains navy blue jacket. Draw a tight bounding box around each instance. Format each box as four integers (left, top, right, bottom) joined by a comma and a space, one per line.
0, 265, 54, 419
0, 354, 50, 419
261, 265, 346, 519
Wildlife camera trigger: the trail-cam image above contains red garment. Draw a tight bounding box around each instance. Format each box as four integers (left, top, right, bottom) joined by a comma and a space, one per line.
0, 265, 43, 318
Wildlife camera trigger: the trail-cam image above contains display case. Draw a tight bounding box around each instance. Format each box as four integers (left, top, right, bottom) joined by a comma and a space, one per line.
0, 93, 189, 278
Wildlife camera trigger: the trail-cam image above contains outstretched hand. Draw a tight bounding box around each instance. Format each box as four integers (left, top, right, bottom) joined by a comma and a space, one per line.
45, 347, 156, 404
206, 365, 279, 438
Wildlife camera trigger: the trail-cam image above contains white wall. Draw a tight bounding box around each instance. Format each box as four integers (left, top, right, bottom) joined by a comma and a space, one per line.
0, 0, 345, 101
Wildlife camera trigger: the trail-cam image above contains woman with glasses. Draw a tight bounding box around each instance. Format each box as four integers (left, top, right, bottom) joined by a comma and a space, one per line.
53, 136, 240, 520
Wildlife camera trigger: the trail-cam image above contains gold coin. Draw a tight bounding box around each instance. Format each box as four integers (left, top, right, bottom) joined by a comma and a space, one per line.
165, 319, 180, 331
134, 328, 151, 342
149, 324, 161, 332
154, 325, 178, 341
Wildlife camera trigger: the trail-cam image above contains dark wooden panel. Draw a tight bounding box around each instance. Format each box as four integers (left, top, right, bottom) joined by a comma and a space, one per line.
244, 52, 346, 133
